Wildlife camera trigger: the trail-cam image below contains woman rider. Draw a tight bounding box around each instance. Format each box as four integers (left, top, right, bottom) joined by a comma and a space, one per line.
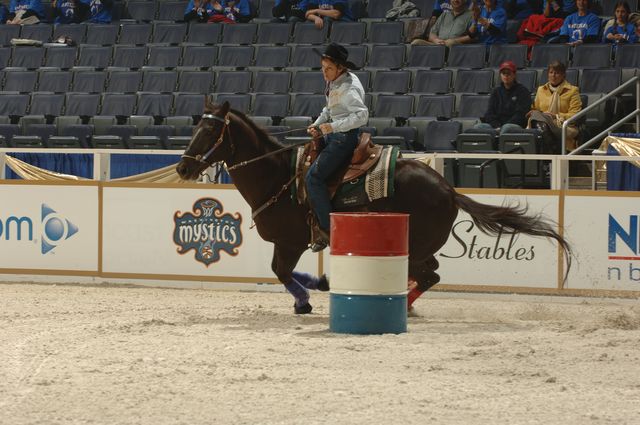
306, 43, 368, 252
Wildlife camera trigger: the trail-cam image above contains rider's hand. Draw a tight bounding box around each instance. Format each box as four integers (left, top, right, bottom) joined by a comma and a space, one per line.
319, 123, 333, 135
307, 126, 321, 138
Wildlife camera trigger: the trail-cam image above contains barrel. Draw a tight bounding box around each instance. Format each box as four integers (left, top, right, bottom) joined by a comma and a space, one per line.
329, 212, 409, 334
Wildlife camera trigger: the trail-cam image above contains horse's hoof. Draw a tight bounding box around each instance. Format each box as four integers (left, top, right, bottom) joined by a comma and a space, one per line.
317, 274, 330, 292
294, 302, 313, 314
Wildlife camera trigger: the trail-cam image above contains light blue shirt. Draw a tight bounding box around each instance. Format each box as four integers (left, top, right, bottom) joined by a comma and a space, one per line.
313, 72, 368, 133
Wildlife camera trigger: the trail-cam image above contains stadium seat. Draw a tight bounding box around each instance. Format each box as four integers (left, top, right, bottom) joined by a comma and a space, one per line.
2, 69, 37, 92
0, 93, 29, 117
127, 115, 155, 134
371, 70, 411, 93
290, 45, 321, 68
0, 47, 10, 68
29, 93, 65, 117
11, 135, 44, 148
107, 69, 143, 92
406, 45, 446, 69
571, 44, 612, 68
256, 22, 292, 44
142, 69, 178, 92
128, 135, 164, 149
173, 93, 206, 117
137, 92, 173, 117
530, 44, 570, 68
119, 23, 152, 45
330, 21, 366, 44
106, 125, 137, 144
47, 136, 83, 148
185, 23, 222, 44
353, 70, 371, 90
453, 69, 493, 94
414, 94, 455, 119
71, 70, 107, 92
0, 124, 20, 144
112, 45, 147, 68
11, 46, 45, 69
221, 23, 258, 44
100, 93, 137, 116
44, 46, 77, 69
256, 0, 277, 21
76, 45, 112, 68
216, 70, 252, 93
217, 45, 254, 68
253, 45, 290, 68
85, 24, 119, 45
165, 136, 191, 149
345, 45, 367, 69
143, 125, 175, 148
292, 22, 328, 44
91, 135, 127, 149
456, 133, 496, 151
65, 93, 100, 116
181, 44, 218, 68
21, 24, 53, 44
495, 68, 537, 93
212, 94, 251, 114
412, 69, 451, 94
54, 115, 82, 133
127, 0, 158, 21
457, 94, 491, 119
177, 70, 214, 93
253, 93, 290, 117
368, 21, 404, 44
152, 22, 187, 44
291, 94, 326, 116
487, 44, 527, 68
614, 44, 640, 68
52, 24, 87, 44
25, 124, 56, 145
373, 94, 413, 119
579, 68, 620, 94
447, 44, 486, 68
367, 44, 405, 69
422, 121, 461, 152
89, 116, 117, 134
156, 1, 188, 21
366, 0, 394, 18
253, 70, 291, 93
280, 116, 312, 137
59, 124, 94, 148
291, 70, 325, 93
382, 127, 417, 150
0, 25, 20, 46
146, 45, 181, 68
499, 133, 545, 188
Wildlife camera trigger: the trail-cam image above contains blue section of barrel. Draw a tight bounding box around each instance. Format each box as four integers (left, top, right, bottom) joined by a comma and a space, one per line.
329, 293, 407, 334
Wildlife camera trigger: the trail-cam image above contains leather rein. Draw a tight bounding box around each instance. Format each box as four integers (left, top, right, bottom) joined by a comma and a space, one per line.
181, 113, 309, 221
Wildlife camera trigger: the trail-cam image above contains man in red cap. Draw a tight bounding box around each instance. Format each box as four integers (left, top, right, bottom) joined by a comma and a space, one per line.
473, 60, 531, 134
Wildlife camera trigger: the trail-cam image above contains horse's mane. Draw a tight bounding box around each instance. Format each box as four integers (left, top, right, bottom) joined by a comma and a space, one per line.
229, 108, 287, 149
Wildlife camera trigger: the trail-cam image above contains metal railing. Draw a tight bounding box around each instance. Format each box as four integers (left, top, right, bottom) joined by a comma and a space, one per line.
563, 76, 640, 155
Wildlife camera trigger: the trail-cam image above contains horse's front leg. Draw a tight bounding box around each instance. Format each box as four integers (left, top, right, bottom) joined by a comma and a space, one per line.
272, 244, 312, 314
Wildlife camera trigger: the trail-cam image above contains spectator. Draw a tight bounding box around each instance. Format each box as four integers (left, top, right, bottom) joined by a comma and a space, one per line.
305, 0, 353, 29
470, 0, 508, 45
0, 2, 9, 22
554, 0, 599, 45
527, 60, 581, 152
52, 0, 88, 24
272, 0, 308, 23
411, 0, 474, 46
209, 0, 251, 23
473, 61, 532, 135
184, 0, 214, 22
82, 0, 113, 24
6, 0, 45, 24
506, 0, 542, 19
603, 1, 637, 45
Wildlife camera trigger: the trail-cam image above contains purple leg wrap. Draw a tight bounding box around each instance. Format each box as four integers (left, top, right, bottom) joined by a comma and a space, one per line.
284, 277, 310, 307
291, 271, 320, 290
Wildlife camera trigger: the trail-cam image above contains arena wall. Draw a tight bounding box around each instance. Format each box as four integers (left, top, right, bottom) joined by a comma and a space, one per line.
0, 180, 639, 297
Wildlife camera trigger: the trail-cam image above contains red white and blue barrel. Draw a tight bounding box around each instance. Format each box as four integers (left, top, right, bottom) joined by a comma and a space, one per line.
329, 212, 409, 334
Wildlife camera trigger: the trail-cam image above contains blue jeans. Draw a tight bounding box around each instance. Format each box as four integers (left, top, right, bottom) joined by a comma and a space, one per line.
305, 129, 359, 232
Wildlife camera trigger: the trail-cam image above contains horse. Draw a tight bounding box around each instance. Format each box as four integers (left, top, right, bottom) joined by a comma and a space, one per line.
176, 100, 572, 313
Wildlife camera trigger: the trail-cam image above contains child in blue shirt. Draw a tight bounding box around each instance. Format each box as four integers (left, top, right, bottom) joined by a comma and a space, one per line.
82, 0, 113, 23
7, 0, 45, 22
558, 0, 599, 45
306, 0, 353, 29
471, 0, 507, 45
184, 0, 215, 22
52, 0, 88, 24
603, 1, 637, 44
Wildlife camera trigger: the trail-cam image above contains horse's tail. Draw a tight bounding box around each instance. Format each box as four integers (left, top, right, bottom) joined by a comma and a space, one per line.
453, 191, 572, 278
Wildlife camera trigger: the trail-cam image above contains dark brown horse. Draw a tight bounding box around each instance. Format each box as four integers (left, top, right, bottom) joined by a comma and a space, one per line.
176, 101, 571, 313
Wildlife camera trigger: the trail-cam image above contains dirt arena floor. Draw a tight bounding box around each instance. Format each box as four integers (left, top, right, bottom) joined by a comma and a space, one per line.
1, 283, 639, 425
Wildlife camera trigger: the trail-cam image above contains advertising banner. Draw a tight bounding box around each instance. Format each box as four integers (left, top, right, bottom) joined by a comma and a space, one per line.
102, 185, 319, 281
436, 192, 561, 288
565, 192, 640, 291
0, 183, 99, 272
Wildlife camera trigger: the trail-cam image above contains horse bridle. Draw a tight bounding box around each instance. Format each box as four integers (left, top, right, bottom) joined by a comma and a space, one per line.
181, 113, 232, 166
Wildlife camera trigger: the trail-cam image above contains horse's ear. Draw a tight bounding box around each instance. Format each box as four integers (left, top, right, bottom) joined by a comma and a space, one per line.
220, 101, 231, 115
204, 95, 214, 111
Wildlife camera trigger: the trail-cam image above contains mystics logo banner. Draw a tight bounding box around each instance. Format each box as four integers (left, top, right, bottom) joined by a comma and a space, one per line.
173, 198, 243, 266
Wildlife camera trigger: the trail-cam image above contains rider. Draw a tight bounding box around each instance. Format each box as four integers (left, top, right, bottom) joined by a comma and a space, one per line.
306, 43, 368, 252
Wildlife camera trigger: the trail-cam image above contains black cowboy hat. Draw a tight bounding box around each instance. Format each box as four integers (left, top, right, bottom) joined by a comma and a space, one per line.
313, 43, 359, 70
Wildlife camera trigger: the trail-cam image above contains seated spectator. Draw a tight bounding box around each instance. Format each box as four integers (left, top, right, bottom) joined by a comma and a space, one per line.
184, 0, 215, 22
506, 0, 542, 19
411, 0, 474, 46
305, 0, 353, 29
6, 0, 45, 24
470, 0, 508, 45
82, 0, 113, 24
552, 0, 599, 45
209, 0, 251, 23
472, 61, 532, 135
272, 0, 308, 23
527, 60, 581, 152
0, 2, 9, 23
603, 1, 637, 45
52, 0, 88, 24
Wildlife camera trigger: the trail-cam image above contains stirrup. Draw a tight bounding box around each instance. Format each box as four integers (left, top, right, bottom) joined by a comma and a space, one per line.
309, 226, 329, 252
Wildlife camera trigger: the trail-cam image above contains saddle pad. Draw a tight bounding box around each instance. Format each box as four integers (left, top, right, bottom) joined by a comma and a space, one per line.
291, 145, 400, 208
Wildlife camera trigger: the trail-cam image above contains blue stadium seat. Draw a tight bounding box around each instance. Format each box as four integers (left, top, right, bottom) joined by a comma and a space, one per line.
412, 69, 451, 94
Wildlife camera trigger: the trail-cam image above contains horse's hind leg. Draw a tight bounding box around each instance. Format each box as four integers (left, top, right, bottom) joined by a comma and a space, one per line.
272, 244, 313, 314
408, 256, 441, 309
